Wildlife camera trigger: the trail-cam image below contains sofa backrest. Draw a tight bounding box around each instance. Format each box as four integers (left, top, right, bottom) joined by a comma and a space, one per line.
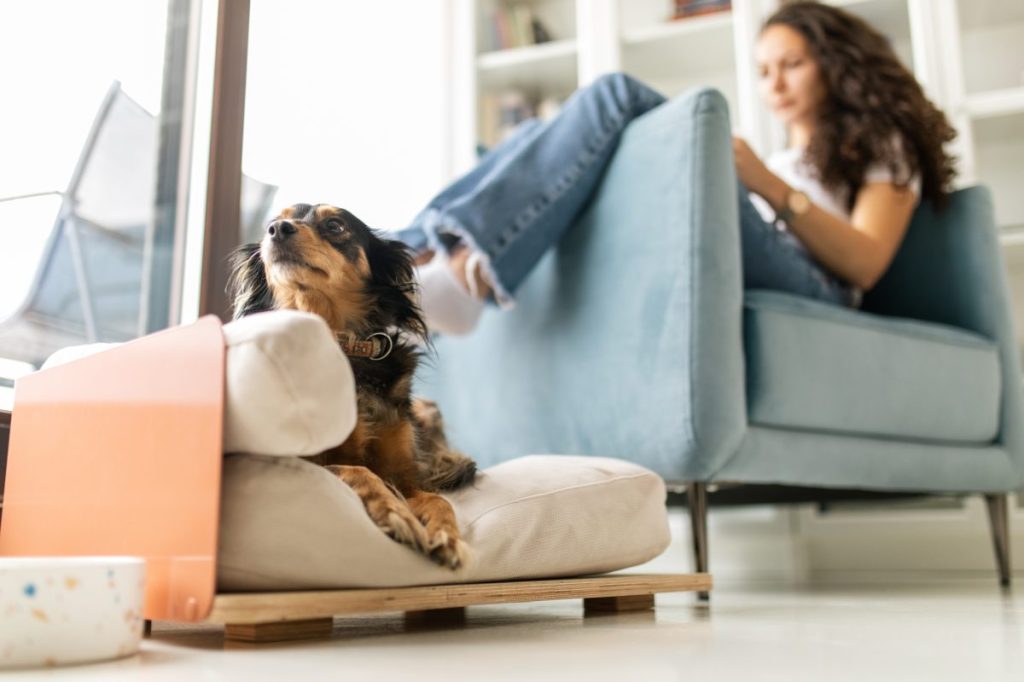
864, 187, 1005, 334
863, 186, 1024, 470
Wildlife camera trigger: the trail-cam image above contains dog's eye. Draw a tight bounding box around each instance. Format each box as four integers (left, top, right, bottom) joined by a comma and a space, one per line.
325, 219, 344, 234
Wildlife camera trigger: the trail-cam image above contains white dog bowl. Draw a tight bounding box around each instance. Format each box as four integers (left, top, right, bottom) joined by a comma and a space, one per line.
0, 556, 146, 669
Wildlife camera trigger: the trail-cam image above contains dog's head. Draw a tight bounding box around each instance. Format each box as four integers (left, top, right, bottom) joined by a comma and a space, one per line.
228, 203, 427, 342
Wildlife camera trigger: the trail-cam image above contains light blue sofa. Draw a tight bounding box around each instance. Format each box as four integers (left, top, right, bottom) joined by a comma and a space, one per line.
416, 87, 1022, 586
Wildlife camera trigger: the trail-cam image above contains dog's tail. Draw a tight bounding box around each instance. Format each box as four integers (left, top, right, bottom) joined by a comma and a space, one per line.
417, 447, 478, 492
412, 398, 478, 491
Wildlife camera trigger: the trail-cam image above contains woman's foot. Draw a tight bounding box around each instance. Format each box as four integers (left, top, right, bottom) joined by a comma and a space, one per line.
415, 248, 488, 336
412, 249, 436, 266
447, 246, 493, 301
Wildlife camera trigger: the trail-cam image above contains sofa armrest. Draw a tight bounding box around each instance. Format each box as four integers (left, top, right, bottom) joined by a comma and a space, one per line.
419, 87, 746, 481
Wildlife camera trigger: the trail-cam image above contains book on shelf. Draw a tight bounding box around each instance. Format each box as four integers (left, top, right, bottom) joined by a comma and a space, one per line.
486, 4, 555, 51
672, 0, 732, 20
478, 91, 563, 150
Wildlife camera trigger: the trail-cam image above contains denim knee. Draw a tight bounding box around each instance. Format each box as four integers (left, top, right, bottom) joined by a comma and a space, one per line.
587, 72, 663, 118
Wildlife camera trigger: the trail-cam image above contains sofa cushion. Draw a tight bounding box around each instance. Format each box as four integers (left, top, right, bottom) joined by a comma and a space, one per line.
43, 311, 356, 457
217, 454, 671, 589
743, 290, 1001, 443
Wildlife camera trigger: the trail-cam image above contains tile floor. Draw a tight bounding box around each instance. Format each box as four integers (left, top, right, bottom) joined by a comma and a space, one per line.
8, 575, 1022, 681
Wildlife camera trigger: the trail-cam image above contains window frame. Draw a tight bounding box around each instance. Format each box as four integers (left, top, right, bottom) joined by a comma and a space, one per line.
198, 0, 251, 320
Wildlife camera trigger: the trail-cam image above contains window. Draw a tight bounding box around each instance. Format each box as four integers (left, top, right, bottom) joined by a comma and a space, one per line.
0, 0, 199, 409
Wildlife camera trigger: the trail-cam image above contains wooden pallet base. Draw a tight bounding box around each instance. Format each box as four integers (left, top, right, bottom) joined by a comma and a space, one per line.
405, 607, 468, 628
583, 593, 656, 613
209, 573, 710, 643
225, 618, 334, 643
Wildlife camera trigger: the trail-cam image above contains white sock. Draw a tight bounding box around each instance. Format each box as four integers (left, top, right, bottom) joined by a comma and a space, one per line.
415, 251, 485, 336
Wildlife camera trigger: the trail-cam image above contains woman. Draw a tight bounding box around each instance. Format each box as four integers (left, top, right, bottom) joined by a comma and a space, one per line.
398, 1, 957, 335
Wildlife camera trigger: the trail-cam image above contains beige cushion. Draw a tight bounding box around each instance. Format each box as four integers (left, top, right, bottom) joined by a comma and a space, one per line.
43, 311, 356, 457
217, 453, 671, 590
220, 311, 356, 456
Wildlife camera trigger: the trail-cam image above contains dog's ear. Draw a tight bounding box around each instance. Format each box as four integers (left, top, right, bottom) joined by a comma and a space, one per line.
364, 232, 429, 341
227, 243, 275, 319
367, 234, 416, 289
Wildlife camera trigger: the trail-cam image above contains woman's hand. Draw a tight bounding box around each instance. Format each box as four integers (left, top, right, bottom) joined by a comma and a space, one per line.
733, 136, 787, 210
732, 136, 769, 189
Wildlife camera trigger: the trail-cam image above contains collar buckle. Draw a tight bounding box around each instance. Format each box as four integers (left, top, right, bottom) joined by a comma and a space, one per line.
365, 332, 393, 361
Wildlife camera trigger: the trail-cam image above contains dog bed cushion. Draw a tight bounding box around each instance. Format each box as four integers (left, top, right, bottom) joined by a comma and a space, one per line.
42, 311, 355, 457
217, 453, 671, 590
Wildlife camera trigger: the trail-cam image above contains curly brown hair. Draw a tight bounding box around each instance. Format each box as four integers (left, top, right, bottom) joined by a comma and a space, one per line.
764, 1, 958, 210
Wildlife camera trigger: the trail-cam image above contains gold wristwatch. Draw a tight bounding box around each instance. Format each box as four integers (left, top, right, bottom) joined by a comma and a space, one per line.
775, 189, 810, 225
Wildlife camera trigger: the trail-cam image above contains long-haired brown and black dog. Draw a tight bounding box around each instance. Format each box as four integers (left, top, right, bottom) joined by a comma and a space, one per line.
228, 203, 476, 569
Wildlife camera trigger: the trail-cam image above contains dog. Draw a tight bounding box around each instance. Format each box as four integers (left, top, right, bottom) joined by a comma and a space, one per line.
227, 203, 477, 569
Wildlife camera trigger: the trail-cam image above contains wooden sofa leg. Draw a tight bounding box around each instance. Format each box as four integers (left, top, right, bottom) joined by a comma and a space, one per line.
686, 481, 710, 602
984, 493, 1012, 588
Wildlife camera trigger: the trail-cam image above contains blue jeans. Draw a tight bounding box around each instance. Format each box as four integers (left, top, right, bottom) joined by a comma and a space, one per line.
394, 73, 854, 308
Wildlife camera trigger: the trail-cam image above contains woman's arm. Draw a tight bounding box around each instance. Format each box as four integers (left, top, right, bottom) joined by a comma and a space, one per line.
733, 137, 918, 292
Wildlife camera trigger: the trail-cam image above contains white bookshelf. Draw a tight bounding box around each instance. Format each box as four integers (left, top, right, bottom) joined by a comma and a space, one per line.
621, 9, 733, 45
956, 0, 1024, 97
832, 0, 916, 73
477, 37, 577, 70
620, 10, 740, 127
965, 88, 1024, 120
452, 0, 1024, 238
940, 0, 1024, 246
972, 113, 1024, 235
476, 39, 578, 91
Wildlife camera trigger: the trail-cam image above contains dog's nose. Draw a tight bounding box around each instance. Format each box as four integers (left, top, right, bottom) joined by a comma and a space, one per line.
268, 220, 297, 241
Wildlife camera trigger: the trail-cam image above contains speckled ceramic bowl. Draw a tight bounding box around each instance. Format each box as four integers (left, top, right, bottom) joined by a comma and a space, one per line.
0, 557, 146, 669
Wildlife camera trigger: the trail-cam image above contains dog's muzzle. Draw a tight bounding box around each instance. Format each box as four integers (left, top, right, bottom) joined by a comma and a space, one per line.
267, 220, 297, 242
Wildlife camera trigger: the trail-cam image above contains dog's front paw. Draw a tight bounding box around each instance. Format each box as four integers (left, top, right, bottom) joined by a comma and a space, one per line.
427, 531, 472, 571
407, 491, 471, 571
381, 507, 433, 555
327, 464, 433, 556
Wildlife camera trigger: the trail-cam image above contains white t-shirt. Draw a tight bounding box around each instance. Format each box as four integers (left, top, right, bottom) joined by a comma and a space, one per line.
750, 146, 922, 228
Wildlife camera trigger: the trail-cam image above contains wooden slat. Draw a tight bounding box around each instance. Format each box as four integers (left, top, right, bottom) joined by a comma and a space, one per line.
207, 573, 711, 624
